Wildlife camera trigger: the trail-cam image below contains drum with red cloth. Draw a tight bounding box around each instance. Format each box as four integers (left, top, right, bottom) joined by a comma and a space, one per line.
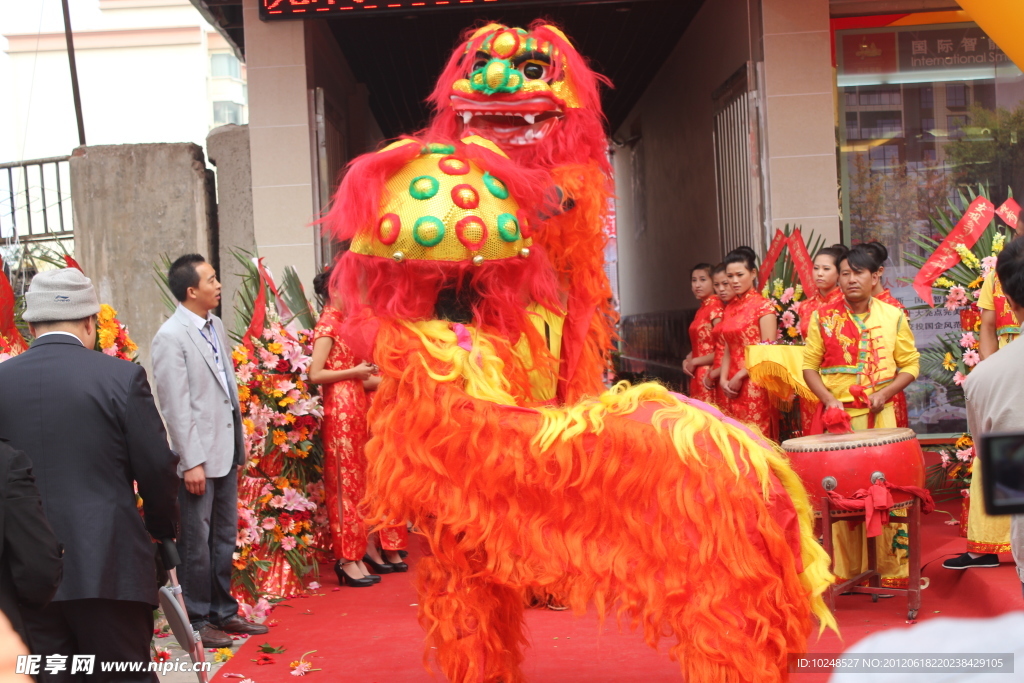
781, 428, 925, 504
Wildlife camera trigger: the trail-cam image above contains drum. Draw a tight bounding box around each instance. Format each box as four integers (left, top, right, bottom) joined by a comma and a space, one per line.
781, 428, 925, 504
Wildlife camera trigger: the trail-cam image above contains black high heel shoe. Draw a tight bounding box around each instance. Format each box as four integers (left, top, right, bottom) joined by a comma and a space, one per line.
362, 554, 394, 574
335, 561, 376, 587
383, 552, 408, 573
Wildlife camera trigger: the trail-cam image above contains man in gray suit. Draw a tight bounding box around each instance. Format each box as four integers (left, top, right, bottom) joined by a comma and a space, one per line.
152, 254, 268, 647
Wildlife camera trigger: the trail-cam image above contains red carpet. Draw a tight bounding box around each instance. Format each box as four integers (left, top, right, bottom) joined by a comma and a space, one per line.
213, 499, 1021, 682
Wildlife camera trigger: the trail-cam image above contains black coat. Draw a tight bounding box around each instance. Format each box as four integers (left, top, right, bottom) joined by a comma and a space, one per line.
0, 335, 179, 606
0, 438, 62, 641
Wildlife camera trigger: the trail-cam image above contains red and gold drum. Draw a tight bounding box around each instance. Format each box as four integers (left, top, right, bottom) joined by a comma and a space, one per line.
781, 428, 925, 504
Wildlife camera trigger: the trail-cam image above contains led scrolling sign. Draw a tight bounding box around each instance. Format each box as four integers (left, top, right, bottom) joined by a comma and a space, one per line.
261, 0, 614, 20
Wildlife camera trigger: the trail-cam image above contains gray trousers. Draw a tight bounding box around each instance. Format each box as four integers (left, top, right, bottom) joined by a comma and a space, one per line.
178, 469, 238, 628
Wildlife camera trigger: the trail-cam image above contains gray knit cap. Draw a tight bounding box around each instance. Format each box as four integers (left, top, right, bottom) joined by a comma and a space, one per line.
23, 268, 101, 323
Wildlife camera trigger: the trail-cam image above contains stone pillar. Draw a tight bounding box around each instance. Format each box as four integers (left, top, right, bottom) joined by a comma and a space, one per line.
242, 0, 318, 289
70, 143, 214, 372
207, 124, 255, 337
761, 0, 841, 244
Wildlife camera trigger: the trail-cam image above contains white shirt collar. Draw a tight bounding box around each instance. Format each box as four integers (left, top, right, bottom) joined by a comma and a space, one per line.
36, 331, 85, 346
178, 303, 213, 330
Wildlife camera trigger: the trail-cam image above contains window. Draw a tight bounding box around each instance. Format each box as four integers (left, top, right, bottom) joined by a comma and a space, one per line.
846, 112, 859, 139
920, 87, 934, 108
859, 87, 901, 106
947, 114, 968, 139
211, 54, 241, 79
868, 144, 900, 172
213, 101, 242, 125
946, 83, 968, 108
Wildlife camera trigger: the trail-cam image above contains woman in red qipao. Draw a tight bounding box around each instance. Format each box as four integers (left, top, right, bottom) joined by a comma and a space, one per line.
798, 244, 847, 432
719, 247, 779, 439
683, 263, 723, 404
863, 241, 911, 428
704, 264, 735, 405
308, 271, 406, 588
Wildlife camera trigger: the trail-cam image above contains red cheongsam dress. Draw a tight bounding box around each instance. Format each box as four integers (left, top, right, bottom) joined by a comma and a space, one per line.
688, 295, 724, 404
719, 289, 778, 440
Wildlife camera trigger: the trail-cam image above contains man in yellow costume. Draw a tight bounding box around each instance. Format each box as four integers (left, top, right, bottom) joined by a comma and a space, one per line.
803, 243, 921, 588
944, 228, 1021, 571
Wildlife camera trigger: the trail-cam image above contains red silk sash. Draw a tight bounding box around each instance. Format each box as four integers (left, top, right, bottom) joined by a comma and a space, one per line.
913, 197, 994, 305
996, 197, 1020, 230
757, 229, 787, 290
825, 481, 935, 537
757, 228, 816, 294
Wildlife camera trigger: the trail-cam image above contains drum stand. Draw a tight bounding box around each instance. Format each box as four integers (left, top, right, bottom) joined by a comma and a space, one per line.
818, 496, 922, 621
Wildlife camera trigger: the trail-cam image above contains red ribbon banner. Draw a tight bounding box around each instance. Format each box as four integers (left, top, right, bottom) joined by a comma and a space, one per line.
996, 197, 1020, 231
757, 229, 788, 290
786, 228, 817, 295
913, 196, 995, 306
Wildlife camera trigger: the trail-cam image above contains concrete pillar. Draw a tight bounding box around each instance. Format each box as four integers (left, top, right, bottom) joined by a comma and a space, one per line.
70, 143, 214, 373
761, 0, 842, 245
207, 124, 255, 337
241, 0, 318, 289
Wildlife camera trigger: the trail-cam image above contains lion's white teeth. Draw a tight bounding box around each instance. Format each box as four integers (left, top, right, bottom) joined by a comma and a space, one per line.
462, 112, 473, 125
524, 114, 536, 125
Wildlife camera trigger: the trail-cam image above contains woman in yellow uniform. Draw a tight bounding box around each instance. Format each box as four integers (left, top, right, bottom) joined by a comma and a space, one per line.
802, 244, 921, 588
943, 266, 1021, 570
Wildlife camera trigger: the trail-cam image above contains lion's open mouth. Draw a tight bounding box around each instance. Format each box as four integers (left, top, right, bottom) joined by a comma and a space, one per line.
451, 96, 563, 146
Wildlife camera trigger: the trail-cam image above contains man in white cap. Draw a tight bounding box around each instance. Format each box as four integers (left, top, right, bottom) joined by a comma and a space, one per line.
0, 268, 179, 682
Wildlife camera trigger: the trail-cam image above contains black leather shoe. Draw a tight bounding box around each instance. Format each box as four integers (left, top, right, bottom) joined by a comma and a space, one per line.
362, 554, 394, 574
341, 571, 376, 587
336, 560, 378, 586
385, 557, 408, 572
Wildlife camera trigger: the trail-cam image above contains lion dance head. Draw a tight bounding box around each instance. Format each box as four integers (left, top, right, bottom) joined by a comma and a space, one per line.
426, 21, 611, 173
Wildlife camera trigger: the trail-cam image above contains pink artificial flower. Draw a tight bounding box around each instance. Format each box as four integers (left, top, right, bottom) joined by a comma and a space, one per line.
780, 287, 794, 304
944, 286, 968, 311
102, 346, 118, 356
271, 487, 316, 512
262, 517, 277, 530
0, 353, 12, 363
307, 581, 320, 590
959, 331, 977, 349
953, 371, 968, 386
961, 488, 970, 498
291, 662, 312, 677
940, 452, 952, 468
956, 448, 974, 462
780, 310, 796, 328
280, 536, 297, 551
963, 349, 980, 367
981, 255, 998, 278
258, 348, 278, 367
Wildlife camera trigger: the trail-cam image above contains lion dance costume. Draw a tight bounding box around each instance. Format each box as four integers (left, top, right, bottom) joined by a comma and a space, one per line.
323, 22, 836, 683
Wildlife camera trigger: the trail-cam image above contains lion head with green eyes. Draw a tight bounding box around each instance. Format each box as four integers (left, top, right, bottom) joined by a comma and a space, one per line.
426, 21, 610, 170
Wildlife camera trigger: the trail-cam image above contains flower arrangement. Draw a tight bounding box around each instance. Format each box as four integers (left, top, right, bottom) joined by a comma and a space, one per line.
96, 304, 139, 361
761, 278, 805, 343
905, 186, 1014, 318
231, 315, 326, 603
926, 433, 975, 500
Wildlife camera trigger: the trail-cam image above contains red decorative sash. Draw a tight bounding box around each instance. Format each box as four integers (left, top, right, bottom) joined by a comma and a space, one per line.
992, 276, 1020, 338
